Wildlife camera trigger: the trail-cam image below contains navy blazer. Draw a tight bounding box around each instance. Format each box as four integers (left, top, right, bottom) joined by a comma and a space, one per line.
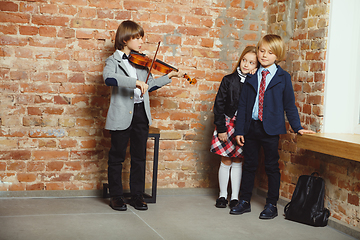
235, 65, 303, 136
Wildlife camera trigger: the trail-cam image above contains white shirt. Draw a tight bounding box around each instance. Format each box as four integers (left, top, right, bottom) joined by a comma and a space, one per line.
252, 64, 278, 120
117, 50, 143, 103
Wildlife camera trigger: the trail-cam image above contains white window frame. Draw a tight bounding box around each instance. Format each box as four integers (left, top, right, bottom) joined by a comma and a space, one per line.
323, 0, 360, 134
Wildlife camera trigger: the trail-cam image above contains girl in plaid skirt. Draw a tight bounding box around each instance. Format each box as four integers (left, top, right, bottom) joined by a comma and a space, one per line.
211, 46, 258, 209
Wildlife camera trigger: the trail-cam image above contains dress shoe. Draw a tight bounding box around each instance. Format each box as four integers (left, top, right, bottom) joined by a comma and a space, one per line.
130, 195, 148, 210
229, 199, 238, 209
109, 197, 127, 211
215, 197, 228, 208
259, 203, 278, 219
229, 199, 251, 215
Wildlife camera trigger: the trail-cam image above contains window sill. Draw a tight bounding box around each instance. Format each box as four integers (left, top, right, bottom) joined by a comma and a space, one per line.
297, 133, 360, 162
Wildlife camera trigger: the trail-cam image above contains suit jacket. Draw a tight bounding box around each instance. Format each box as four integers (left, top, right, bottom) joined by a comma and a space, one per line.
235, 65, 303, 136
103, 51, 171, 131
213, 72, 244, 133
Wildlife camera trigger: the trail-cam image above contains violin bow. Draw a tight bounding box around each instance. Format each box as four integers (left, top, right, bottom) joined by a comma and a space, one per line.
144, 41, 161, 84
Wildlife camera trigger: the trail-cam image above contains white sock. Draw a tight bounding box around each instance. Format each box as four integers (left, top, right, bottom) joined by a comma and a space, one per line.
230, 162, 242, 200
218, 162, 231, 198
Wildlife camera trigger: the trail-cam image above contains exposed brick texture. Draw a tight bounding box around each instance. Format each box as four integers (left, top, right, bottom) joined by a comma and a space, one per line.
0, 0, 359, 230
264, 0, 360, 229
1, 0, 264, 191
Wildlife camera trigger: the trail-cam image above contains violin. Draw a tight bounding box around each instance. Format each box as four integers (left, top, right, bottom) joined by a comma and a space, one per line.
128, 50, 196, 85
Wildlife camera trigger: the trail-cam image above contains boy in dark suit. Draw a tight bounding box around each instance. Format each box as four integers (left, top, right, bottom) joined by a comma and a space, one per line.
231, 34, 314, 218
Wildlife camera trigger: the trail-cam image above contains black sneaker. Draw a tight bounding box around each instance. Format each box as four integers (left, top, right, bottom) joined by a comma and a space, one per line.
229, 199, 238, 209
130, 194, 148, 210
215, 197, 228, 208
259, 203, 278, 219
109, 197, 127, 211
230, 200, 251, 215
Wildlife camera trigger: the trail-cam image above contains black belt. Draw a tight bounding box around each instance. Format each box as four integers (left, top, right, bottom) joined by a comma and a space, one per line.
134, 102, 144, 106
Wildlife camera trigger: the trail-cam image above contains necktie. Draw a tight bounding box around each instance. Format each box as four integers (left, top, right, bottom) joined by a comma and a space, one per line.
122, 54, 128, 60
258, 69, 269, 121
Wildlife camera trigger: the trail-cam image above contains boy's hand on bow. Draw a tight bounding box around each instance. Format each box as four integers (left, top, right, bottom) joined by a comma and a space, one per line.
136, 80, 148, 94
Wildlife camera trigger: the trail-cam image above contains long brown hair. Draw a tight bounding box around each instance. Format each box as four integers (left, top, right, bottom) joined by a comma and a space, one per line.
114, 20, 144, 50
232, 45, 257, 74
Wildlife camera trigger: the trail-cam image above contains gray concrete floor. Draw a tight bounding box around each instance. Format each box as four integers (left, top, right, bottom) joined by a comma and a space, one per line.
0, 191, 357, 240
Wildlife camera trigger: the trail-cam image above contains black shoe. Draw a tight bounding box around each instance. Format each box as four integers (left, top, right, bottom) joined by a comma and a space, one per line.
259, 203, 278, 219
215, 197, 228, 208
130, 195, 148, 210
109, 197, 127, 211
229, 199, 238, 209
229, 200, 251, 215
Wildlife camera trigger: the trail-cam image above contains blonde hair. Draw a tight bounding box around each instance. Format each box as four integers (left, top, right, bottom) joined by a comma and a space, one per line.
232, 45, 258, 74
114, 20, 144, 50
256, 34, 286, 64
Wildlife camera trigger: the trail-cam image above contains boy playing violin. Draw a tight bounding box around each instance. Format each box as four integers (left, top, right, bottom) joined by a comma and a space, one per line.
103, 20, 183, 211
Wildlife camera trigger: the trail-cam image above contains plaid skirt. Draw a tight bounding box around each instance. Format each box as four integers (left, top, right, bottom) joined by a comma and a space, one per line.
210, 114, 243, 158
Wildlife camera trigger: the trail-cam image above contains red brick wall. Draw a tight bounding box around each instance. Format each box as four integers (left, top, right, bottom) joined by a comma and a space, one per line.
265, 0, 360, 229
1, 0, 358, 230
0, 0, 265, 191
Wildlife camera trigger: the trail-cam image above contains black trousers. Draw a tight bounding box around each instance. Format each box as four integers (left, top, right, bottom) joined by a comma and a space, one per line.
108, 102, 149, 198
239, 120, 280, 205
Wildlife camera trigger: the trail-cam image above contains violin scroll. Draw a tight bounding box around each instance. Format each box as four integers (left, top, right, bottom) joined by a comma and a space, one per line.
184, 73, 196, 85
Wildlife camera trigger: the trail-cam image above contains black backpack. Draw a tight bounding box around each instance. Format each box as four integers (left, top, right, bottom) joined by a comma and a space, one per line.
284, 172, 330, 227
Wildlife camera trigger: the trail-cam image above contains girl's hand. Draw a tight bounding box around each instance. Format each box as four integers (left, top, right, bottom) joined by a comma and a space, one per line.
249, 68, 257, 75
136, 80, 148, 94
218, 132, 227, 142
298, 129, 315, 135
235, 135, 245, 146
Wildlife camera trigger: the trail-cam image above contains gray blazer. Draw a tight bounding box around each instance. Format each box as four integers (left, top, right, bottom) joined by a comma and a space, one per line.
103, 51, 172, 131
